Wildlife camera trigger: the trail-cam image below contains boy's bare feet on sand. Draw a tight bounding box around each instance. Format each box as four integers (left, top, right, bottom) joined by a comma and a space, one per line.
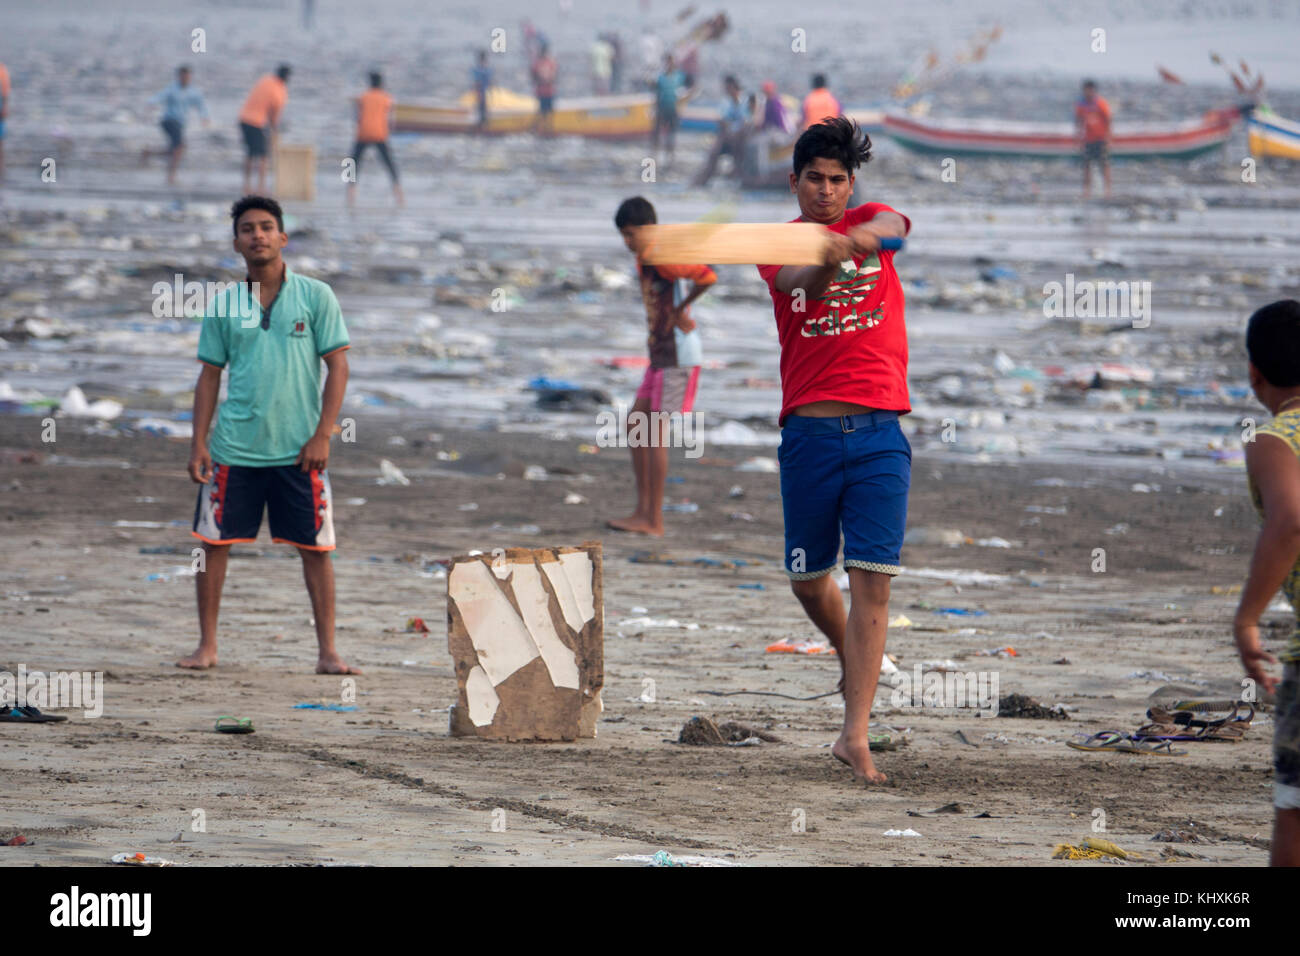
606, 515, 663, 536
177, 648, 218, 669
832, 736, 888, 784
316, 654, 362, 675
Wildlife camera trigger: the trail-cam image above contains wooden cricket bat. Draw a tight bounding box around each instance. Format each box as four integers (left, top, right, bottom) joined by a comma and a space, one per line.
639, 222, 903, 265
640, 222, 829, 265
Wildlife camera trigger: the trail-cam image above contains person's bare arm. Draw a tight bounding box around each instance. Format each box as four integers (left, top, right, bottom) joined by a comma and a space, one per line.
672, 273, 716, 331
773, 231, 853, 303
188, 363, 223, 483
847, 211, 909, 255
297, 349, 349, 472
1233, 434, 1300, 692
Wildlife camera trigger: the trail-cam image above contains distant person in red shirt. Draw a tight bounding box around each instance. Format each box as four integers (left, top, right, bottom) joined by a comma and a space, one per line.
348, 72, 402, 208
757, 116, 911, 785
801, 73, 841, 130
531, 44, 558, 136
239, 65, 290, 194
0, 61, 10, 181
1075, 79, 1112, 199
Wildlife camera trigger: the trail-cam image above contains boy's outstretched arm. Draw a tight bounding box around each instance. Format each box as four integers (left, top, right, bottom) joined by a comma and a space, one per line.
1235, 435, 1300, 693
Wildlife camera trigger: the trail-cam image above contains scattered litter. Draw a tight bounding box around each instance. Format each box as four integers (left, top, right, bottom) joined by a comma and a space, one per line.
3, 835, 29, 846
766, 639, 834, 655
735, 456, 778, 473
111, 852, 173, 866
1151, 828, 1208, 844
1052, 837, 1136, 861
901, 568, 1009, 586
997, 694, 1069, 719
524, 464, 548, 480
618, 617, 699, 633
564, 492, 587, 505
677, 715, 782, 746
882, 828, 922, 837
293, 703, 358, 712
905, 527, 965, 547
920, 659, 962, 671
736, 583, 765, 590
406, 617, 430, 633
343, 497, 367, 506
954, 730, 979, 747
377, 459, 410, 486
728, 511, 755, 521
663, 501, 699, 513
889, 614, 913, 628
728, 485, 745, 498
975, 537, 1014, 548
974, 646, 1017, 658
934, 607, 987, 617
458, 502, 479, 511
1127, 670, 1209, 686
57, 386, 123, 420
615, 851, 738, 867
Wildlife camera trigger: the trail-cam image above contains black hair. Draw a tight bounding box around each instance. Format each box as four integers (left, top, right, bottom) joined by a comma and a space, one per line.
614, 196, 656, 229
724, 74, 739, 87
369, 71, 383, 88
230, 195, 285, 237
792, 115, 871, 178
177, 65, 191, 76
277, 64, 292, 81
812, 73, 827, 89
1247, 300, 1300, 387
1082, 79, 1097, 89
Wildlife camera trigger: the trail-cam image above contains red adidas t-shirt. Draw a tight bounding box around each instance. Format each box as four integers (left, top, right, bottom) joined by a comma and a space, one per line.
757, 203, 911, 424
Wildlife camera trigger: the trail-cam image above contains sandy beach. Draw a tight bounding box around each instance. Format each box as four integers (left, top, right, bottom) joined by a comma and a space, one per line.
3, 0, 1300, 866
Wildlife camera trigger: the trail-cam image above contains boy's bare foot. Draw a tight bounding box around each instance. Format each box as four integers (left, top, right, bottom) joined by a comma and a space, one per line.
606, 515, 663, 536
316, 655, 362, 675
832, 736, 888, 784
177, 649, 217, 669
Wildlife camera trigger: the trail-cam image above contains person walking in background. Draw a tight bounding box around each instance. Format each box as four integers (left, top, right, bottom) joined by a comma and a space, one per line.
605, 32, 624, 93
761, 80, 793, 136
591, 34, 613, 95
238, 65, 290, 195
472, 50, 492, 132
0, 60, 11, 182
348, 72, 402, 208
801, 73, 841, 130
142, 65, 210, 185
693, 74, 748, 186
652, 53, 686, 161
1075, 79, 1112, 199
530, 43, 558, 136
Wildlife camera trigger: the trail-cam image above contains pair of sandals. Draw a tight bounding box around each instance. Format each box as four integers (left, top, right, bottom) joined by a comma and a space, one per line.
1134, 701, 1254, 742
0, 705, 67, 723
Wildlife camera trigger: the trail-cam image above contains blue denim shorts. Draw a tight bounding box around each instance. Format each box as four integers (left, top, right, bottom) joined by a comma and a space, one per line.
778, 411, 911, 579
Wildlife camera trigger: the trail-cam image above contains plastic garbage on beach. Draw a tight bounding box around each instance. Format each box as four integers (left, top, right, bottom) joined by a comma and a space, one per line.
293, 703, 358, 712
765, 639, 835, 655
663, 501, 698, 513
974, 646, 1017, 658
735, 456, 778, 472
614, 851, 737, 867
57, 386, 123, 420
378, 459, 410, 486
905, 527, 964, 547
882, 828, 922, 837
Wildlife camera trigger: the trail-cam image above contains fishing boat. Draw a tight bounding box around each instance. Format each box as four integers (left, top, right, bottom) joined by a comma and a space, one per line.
1247, 107, 1300, 160
882, 108, 1238, 160
394, 87, 683, 139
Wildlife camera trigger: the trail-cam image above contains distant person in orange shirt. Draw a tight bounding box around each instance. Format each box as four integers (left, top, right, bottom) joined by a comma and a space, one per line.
0, 61, 10, 182
801, 74, 840, 130
239, 65, 291, 194
348, 72, 402, 208
1075, 79, 1112, 199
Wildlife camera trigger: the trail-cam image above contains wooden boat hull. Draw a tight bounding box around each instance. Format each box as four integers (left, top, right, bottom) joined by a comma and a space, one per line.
883, 109, 1236, 160
1247, 111, 1300, 160
394, 92, 668, 139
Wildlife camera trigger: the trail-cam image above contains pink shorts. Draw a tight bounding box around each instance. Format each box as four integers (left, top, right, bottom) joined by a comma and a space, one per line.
635, 365, 700, 413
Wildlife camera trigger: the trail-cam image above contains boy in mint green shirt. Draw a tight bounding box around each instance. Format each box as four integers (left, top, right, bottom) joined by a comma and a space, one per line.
181, 195, 359, 676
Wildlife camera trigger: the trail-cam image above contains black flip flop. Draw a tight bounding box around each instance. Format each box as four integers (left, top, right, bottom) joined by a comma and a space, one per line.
0, 705, 68, 723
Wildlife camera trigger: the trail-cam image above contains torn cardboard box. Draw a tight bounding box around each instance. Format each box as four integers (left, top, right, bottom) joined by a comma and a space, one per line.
447, 541, 603, 741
